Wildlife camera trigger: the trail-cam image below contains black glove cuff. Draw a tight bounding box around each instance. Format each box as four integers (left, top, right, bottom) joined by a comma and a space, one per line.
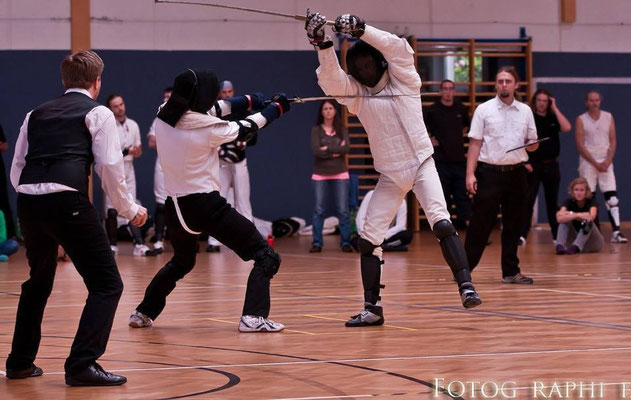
316, 39, 334, 50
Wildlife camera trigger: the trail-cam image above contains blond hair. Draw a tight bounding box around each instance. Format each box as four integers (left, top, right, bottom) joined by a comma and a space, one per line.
568, 177, 593, 200
61, 50, 104, 90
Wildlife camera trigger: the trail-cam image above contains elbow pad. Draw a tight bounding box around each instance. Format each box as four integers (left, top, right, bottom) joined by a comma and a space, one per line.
236, 118, 260, 142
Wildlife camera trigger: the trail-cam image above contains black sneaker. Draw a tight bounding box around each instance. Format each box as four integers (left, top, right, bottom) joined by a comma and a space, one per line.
309, 245, 322, 253
501, 273, 534, 284
345, 304, 384, 327
459, 282, 482, 309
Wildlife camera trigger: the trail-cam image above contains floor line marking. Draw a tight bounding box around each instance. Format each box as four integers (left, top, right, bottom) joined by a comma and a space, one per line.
38, 345, 631, 375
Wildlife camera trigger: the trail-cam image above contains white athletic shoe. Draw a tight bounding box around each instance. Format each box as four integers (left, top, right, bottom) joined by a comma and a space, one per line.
611, 231, 628, 243
238, 315, 284, 332
518, 236, 527, 246
154, 240, 164, 250
133, 244, 158, 256
110, 245, 119, 255
129, 310, 153, 328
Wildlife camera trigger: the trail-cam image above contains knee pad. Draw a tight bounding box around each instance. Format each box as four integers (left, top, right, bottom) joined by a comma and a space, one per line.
432, 219, 457, 241
254, 246, 281, 279
604, 192, 618, 208
107, 208, 118, 219
358, 237, 377, 256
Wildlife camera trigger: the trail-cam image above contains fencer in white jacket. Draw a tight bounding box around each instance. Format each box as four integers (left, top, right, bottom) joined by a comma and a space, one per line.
306, 11, 482, 327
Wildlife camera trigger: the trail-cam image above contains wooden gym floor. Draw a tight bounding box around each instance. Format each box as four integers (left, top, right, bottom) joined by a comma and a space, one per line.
1, 224, 630, 399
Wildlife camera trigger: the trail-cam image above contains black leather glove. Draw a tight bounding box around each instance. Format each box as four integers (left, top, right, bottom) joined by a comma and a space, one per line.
333, 14, 366, 37
271, 93, 290, 114
305, 9, 327, 46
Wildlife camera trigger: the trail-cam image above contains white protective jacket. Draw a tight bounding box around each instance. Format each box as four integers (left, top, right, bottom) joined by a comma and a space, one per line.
316, 25, 433, 186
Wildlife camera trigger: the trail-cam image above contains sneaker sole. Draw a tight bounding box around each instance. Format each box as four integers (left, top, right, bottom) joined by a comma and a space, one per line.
344, 317, 385, 327
238, 326, 284, 332
501, 280, 534, 284
128, 321, 152, 328
463, 298, 482, 309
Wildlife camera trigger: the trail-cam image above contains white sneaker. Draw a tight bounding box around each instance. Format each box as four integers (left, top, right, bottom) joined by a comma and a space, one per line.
611, 231, 628, 243
154, 240, 164, 250
129, 310, 153, 328
518, 236, 526, 246
238, 315, 284, 332
110, 245, 119, 255
133, 244, 158, 256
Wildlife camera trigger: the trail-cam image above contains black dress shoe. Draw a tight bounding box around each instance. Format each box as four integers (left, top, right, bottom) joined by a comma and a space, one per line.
341, 244, 353, 253
65, 363, 127, 386
308, 245, 322, 253
6, 364, 43, 379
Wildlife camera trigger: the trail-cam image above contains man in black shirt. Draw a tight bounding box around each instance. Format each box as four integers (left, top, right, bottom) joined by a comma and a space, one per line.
520, 89, 571, 243
425, 79, 471, 229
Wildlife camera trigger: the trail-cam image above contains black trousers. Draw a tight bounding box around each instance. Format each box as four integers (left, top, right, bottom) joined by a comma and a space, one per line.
521, 161, 561, 240
465, 164, 527, 278
136, 192, 270, 320
6, 192, 123, 374
435, 161, 471, 227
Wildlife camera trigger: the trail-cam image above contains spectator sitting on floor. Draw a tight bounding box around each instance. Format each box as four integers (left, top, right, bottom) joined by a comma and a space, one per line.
0, 210, 19, 261
555, 177, 603, 255
354, 190, 412, 252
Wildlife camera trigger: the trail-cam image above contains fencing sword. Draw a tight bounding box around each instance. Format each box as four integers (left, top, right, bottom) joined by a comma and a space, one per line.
265, 94, 423, 104
154, 0, 335, 25
505, 137, 550, 153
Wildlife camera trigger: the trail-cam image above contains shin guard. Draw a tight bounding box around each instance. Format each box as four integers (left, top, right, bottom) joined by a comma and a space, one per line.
433, 219, 472, 285
359, 238, 384, 305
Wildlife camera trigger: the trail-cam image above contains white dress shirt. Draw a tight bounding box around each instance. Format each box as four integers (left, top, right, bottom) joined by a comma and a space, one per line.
116, 117, 141, 162
11, 88, 139, 220
468, 96, 537, 165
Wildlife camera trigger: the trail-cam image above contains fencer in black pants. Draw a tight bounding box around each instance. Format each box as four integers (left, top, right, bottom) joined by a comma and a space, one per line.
136, 193, 275, 321
6, 50, 147, 386
128, 69, 291, 332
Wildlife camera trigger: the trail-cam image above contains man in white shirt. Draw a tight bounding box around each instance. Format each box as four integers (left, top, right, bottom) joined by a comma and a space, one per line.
128, 69, 290, 333
6, 50, 147, 386
575, 91, 627, 244
306, 10, 481, 328
147, 87, 173, 254
465, 66, 539, 284
105, 94, 156, 256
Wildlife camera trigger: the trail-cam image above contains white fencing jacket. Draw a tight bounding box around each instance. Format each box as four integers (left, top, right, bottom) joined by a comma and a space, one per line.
316, 25, 433, 185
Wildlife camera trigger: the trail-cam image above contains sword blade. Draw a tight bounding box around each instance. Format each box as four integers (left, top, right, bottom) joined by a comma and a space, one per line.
155, 0, 334, 25
505, 137, 550, 153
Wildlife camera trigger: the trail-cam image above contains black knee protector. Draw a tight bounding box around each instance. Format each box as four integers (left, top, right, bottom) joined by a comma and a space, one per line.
433, 219, 456, 241
254, 246, 281, 279
432, 219, 471, 284
358, 237, 377, 256
358, 238, 384, 304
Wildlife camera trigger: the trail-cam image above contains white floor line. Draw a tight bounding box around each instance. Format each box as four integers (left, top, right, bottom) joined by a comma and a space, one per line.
538, 288, 631, 300
40, 345, 631, 375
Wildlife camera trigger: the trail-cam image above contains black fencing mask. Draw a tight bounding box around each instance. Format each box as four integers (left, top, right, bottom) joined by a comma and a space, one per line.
346, 40, 388, 88
158, 69, 220, 127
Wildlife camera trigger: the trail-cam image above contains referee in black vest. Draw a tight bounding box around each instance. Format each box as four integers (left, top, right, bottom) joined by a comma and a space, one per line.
6, 50, 147, 386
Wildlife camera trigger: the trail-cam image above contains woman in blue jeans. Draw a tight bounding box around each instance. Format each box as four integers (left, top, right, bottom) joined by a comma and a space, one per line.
310, 100, 352, 253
